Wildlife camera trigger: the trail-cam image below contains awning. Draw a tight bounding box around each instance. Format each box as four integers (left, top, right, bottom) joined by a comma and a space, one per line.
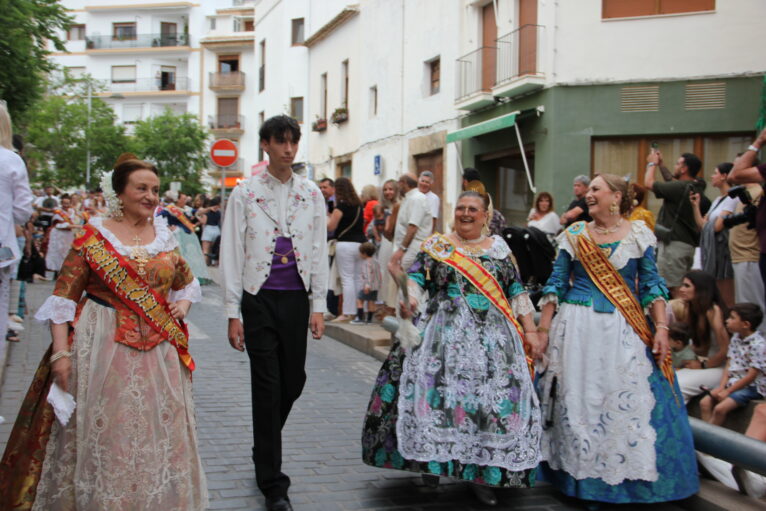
445, 112, 517, 143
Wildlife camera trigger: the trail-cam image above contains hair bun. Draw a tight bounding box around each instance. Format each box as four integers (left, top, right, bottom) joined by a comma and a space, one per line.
114, 152, 138, 168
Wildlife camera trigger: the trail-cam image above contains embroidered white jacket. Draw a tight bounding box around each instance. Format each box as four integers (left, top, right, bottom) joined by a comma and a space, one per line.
220, 171, 329, 318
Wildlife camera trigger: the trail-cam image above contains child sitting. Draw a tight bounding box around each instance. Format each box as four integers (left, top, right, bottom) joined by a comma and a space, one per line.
700, 303, 766, 426
669, 321, 697, 369
352, 242, 382, 325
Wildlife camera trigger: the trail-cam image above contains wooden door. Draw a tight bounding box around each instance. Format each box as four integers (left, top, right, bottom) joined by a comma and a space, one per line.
217, 97, 238, 128
518, 0, 537, 75
481, 4, 497, 91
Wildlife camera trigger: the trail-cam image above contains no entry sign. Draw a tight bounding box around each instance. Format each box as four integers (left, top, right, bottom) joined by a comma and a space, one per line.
210, 138, 238, 167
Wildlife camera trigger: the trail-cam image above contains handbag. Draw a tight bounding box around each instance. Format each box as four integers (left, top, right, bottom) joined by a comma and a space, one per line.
655, 183, 690, 244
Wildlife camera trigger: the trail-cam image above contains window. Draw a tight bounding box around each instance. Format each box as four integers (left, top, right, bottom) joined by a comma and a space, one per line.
218, 55, 240, 73
320, 73, 327, 119
369, 86, 377, 117
602, 0, 715, 18
258, 111, 265, 161
290, 97, 304, 122
259, 39, 266, 92
429, 57, 440, 95
112, 22, 137, 41
217, 97, 239, 128
291, 18, 305, 45
68, 24, 85, 41
123, 104, 143, 124
234, 17, 253, 32
111, 65, 136, 83
244, 19, 254, 31
208, 16, 216, 30
341, 60, 349, 108
66, 66, 86, 78
160, 66, 176, 90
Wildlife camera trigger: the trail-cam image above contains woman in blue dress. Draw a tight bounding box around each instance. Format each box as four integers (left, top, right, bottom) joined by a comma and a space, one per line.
536, 174, 698, 505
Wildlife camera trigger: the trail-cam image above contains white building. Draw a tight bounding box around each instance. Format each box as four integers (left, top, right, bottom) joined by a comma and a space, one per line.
304, 0, 463, 224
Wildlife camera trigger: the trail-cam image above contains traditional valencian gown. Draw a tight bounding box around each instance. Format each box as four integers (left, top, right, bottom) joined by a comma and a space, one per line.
362, 234, 542, 487
45, 208, 84, 272
537, 220, 698, 503
0, 216, 208, 510
157, 205, 210, 284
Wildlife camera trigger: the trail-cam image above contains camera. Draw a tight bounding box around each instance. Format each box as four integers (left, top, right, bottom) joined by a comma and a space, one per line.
722, 185, 758, 230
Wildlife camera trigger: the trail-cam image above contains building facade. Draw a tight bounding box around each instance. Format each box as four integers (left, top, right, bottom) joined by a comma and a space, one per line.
452, 0, 766, 225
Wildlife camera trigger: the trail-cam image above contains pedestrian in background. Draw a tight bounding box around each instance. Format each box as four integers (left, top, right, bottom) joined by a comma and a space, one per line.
351, 241, 381, 324
327, 177, 366, 323
628, 183, 655, 230
378, 179, 399, 316
418, 170, 440, 232
527, 191, 560, 238
221, 115, 327, 511
691, 162, 737, 307
360, 184, 379, 234
197, 196, 222, 266
559, 175, 592, 226
389, 172, 432, 273
0, 103, 33, 348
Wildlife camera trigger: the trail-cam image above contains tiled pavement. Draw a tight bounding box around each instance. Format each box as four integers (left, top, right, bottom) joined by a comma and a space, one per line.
0, 280, 688, 511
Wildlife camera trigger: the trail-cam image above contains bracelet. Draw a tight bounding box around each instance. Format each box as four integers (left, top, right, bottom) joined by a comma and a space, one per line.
399, 245, 409, 251
747, 144, 761, 153
646, 162, 657, 167
49, 350, 72, 364
537, 326, 549, 333
656, 323, 669, 331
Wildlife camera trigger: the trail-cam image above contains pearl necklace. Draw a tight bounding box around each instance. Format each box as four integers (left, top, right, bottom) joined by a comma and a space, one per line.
454, 233, 487, 257
455, 233, 486, 244
592, 218, 623, 235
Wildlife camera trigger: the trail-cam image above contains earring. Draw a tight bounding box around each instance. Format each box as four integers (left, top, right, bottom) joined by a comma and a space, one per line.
609, 202, 619, 216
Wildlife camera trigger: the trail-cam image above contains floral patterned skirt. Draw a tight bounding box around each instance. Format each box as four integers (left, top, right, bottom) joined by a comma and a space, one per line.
361, 306, 540, 488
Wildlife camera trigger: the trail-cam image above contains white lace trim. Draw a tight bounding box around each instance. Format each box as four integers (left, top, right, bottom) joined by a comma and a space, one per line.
454, 235, 508, 259
88, 216, 178, 257
511, 292, 535, 318
556, 220, 657, 270
168, 279, 202, 304
538, 293, 559, 310
35, 295, 77, 324
643, 295, 667, 315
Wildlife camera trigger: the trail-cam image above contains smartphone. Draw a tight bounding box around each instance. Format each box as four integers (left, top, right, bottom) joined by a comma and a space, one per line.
650, 141, 659, 151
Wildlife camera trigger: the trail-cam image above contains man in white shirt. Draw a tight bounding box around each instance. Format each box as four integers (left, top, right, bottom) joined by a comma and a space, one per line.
221, 115, 328, 511
418, 170, 440, 232
389, 172, 433, 272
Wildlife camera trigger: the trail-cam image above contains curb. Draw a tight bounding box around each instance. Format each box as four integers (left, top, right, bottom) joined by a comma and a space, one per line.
324, 322, 392, 362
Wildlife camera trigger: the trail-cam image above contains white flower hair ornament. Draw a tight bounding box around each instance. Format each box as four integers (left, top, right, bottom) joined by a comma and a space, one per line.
100, 170, 123, 219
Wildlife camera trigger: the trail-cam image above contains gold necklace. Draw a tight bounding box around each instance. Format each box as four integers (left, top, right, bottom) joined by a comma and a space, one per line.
454, 234, 488, 258
592, 218, 623, 235
130, 234, 150, 276
274, 248, 294, 264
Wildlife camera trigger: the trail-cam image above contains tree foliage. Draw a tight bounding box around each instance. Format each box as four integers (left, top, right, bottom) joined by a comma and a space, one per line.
132, 109, 210, 195
25, 75, 130, 188
0, 0, 72, 120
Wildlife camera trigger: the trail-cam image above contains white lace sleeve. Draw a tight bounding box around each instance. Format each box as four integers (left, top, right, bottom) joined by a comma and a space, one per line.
511, 292, 535, 318
35, 295, 78, 324
537, 293, 559, 310
168, 278, 202, 304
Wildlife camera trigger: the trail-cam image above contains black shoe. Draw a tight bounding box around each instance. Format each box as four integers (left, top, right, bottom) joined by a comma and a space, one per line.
470, 483, 497, 506
422, 473, 440, 488
266, 496, 293, 511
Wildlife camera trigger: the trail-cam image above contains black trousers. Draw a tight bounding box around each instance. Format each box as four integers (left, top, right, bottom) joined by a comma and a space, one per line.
241, 288, 309, 500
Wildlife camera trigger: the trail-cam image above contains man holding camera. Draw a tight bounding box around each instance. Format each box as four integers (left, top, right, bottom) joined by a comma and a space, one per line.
645, 150, 707, 296
728, 128, 766, 302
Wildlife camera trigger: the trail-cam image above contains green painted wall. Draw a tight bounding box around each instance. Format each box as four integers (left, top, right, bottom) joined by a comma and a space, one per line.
460, 76, 763, 217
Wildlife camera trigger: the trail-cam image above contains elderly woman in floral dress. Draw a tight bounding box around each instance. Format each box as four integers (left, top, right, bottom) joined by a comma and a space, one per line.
362, 191, 542, 506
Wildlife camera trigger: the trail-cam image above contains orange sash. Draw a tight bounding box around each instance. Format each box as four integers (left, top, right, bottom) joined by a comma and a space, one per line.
421, 234, 535, 378
52, 209, 73, 225
165, 205, 196, 233
73, 225, 195, 371
565, 222, 675, 386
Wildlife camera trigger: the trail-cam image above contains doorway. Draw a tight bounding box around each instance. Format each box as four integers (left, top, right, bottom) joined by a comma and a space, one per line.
160, 22, 177, 46
415, 149, 444, 231
160, 65, 176, 90
479, 149, 535, 227
481, 3, 497, 91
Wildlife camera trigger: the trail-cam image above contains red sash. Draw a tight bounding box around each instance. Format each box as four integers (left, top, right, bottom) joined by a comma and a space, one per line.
421, 234, 535, 378
165, 205, 196, 233
566, 222, 675, 386
72, 225, 195, 371
53, 209, 73, 225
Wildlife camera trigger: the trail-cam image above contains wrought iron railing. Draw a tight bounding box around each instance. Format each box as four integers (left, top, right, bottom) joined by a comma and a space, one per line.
85, 32, 190, 50
455, 46, 496, 101
208, 114, 244, 130
108, 76, 190, 92
496, 25, 544, 85
209, 71, 246, 89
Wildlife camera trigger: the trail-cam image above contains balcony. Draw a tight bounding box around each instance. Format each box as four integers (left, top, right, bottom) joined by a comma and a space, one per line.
208, 114, 244, 136
85, 32, 190, 52
209, 71, 245, 92
454, 46, 497, 111
493, 25, 545, 99
104, 76, 190, 95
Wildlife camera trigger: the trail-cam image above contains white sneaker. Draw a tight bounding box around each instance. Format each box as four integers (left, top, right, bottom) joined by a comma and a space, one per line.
8, 320, 24, 332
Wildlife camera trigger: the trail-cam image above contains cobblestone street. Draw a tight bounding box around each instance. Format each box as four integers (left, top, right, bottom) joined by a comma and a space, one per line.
0, 281, 688, 511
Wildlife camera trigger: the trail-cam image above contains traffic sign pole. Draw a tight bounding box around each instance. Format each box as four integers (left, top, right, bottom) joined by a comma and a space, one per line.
209, 139, 239, 219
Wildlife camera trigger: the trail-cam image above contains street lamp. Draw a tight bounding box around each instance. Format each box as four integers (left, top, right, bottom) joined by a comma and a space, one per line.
85, 82, 124, 189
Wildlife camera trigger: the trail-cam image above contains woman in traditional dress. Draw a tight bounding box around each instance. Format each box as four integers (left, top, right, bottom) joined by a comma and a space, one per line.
158, 191, 210, 285
536, 173, 698, 505
0, 157, 208, 510
362, 191, 543, 506
45, 194, 85, 276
